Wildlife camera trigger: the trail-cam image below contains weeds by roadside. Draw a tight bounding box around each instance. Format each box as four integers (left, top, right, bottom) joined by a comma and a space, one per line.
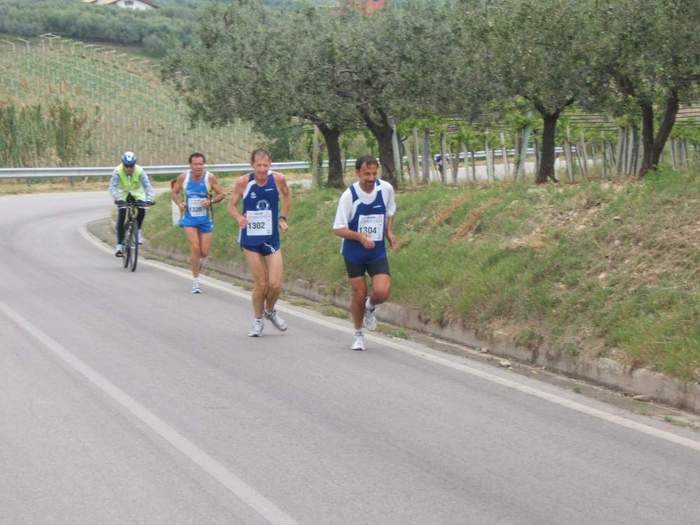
140, 168, 700, 380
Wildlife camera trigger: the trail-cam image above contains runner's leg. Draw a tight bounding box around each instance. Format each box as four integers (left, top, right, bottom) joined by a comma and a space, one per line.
243, 249, 268, 318
369, 274, 391, 306
198, 230, 213, 273
262, 250, 284, 312
349, 276, 368, 330
184, 227, 202, 278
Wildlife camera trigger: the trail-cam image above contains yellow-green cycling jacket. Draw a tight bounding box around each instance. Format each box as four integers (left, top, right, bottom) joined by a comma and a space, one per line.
109, 163, 155, 202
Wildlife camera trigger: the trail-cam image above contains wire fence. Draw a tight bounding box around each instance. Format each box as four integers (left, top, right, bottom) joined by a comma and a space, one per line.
400, 108, 700, 185
0, 35, 259, 167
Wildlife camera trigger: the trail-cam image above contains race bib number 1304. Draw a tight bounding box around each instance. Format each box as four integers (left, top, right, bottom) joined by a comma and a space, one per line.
358, 214, 384, 242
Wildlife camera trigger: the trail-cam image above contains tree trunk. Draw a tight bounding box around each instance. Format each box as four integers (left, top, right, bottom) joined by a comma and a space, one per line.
317, 123, 344, 188
359, 107, 397, 186
639, 90, 679, 177
391, 121, 402, 184
639, 101, 655, 175
536, 111, 560, 184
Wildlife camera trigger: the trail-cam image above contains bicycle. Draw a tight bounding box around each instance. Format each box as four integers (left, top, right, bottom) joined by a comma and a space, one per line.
116, 197, 153, 272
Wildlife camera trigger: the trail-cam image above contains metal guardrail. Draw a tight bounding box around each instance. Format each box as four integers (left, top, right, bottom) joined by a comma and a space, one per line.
0, 149, 572, 180
0, 161, 315, 180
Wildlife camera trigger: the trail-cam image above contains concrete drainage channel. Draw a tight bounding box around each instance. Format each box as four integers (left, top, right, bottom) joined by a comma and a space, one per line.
89, 218, 700, 417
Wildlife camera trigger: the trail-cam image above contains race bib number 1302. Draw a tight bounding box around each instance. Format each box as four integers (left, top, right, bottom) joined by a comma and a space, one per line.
246, 210, 273, 236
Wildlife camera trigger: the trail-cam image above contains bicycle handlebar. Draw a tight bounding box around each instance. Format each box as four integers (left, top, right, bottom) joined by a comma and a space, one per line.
115, 200, 155, 208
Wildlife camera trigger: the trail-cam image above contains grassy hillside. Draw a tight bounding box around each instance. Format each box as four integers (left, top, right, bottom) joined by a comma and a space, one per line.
0, 36, 258, 166
146, 169, 700, 380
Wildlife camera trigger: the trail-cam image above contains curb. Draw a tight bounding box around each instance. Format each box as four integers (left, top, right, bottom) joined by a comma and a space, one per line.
90, 218, 700, 414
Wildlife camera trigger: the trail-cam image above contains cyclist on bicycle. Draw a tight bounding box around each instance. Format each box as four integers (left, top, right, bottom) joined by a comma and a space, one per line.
109, 151, 155, 257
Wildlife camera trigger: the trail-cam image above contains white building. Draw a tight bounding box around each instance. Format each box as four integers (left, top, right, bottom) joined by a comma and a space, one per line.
82, 0, 159, 11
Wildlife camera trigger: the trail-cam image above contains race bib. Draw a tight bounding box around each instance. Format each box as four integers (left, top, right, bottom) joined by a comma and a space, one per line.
187, 196, 207, 217
358, 214, 384, 242
246, 209, 272, 236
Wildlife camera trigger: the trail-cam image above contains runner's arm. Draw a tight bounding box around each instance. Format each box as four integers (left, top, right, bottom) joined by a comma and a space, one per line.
206, 174, 227, 206
227, 176, 248, 227
273, 172, 291, 232
385, 215, 397, 249
171, 174, 185, 210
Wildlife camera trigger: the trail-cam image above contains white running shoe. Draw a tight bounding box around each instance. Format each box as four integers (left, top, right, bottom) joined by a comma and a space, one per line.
191, 279, 201, 294
351, 330, 365, 351
264, 309, 288, 331
362, 297, 377, 331
248, 318, 264, 337
137, 229, 144, 245
114, 244, 123, 257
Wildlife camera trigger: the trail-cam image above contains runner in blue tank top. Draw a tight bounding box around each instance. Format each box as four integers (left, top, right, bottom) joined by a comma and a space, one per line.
171, 152, 226, 294
238, 171, 280, 252
333, 155, 398, 351
229, 149, 292, 337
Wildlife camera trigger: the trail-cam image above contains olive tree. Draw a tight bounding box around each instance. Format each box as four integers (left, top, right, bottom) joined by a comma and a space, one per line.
595, 0, 700, 176
164, 0, 358, 187
465, 0, 604, 183
329, 0, 466, 185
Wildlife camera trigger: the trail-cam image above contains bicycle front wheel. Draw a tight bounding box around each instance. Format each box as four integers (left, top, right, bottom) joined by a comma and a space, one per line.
123, 223, 132, 269
129, 223, 139, 272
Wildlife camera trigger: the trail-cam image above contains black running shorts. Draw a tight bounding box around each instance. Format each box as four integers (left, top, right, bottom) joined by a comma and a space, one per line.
344, 257, 390, 278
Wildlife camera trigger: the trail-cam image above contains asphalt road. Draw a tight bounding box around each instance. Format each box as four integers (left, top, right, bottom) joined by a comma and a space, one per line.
2, 191, 700, 525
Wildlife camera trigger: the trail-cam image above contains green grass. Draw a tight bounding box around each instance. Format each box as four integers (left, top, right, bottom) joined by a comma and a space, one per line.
146, 168, 700, 379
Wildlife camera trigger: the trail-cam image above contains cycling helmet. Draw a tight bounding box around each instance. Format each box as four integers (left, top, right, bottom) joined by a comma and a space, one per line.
121, 151, 137, 167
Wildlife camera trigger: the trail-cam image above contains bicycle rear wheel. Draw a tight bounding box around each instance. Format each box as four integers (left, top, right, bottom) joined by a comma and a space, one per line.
129, 226, 139, 272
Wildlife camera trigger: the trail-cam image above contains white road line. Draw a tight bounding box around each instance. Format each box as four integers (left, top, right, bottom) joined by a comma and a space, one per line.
274, 305, 700, 453
0, 300, 298, 525
81, 225, 700, 453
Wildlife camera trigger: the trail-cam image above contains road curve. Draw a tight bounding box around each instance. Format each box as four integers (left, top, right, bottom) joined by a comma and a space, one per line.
1, 191, 700, 525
